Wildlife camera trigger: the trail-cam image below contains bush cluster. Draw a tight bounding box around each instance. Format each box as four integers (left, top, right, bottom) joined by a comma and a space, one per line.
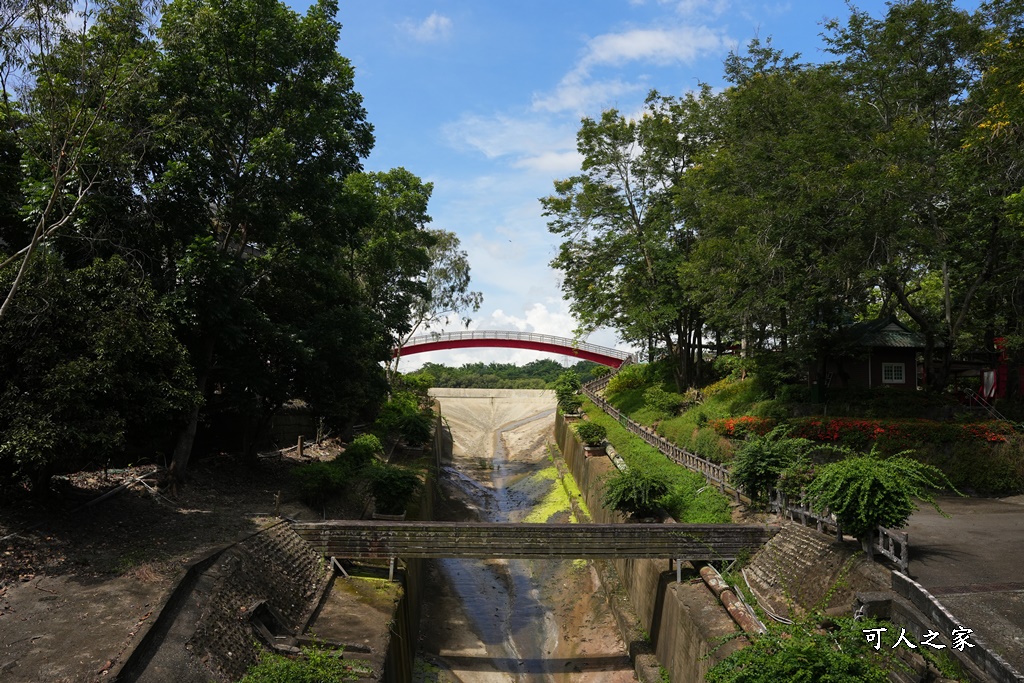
574, 421, 607, 446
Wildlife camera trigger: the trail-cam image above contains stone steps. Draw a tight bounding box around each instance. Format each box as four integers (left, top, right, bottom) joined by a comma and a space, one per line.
745, 523, 848, 616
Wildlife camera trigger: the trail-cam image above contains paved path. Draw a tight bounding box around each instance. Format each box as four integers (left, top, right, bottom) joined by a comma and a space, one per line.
904, 495, 1024, 675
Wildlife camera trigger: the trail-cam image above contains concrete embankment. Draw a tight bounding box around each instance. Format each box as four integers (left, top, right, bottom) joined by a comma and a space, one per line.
555, 411, 747, 683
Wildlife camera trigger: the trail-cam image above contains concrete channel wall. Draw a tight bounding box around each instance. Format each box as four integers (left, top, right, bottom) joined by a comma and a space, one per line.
379, 412, 442, 683
555, 412, 746, 683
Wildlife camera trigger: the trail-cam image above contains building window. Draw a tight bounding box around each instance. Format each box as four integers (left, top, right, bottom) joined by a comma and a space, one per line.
882, 363, 906, 384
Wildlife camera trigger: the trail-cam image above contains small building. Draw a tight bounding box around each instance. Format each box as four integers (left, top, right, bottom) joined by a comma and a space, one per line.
821, 317, 927, 390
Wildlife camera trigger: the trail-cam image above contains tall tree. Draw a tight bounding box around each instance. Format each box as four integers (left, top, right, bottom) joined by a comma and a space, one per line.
153, 0, 375, 482
390, 228, 483, 377
679, 41, 876, 387
543, 94, 709, 389
0, 0, 159, 320
824, 0, 990, 388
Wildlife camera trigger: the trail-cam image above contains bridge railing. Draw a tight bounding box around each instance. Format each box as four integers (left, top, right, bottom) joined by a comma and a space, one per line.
402, 330, 632, 361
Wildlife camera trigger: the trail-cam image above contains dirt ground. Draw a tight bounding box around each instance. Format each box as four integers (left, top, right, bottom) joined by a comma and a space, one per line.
0, 445, 335, 683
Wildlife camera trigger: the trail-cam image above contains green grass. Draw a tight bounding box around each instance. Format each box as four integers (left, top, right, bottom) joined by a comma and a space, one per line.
582, 400, 731, 523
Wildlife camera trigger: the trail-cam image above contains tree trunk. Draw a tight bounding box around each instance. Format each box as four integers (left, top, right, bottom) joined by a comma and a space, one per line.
168, 337, 216, 492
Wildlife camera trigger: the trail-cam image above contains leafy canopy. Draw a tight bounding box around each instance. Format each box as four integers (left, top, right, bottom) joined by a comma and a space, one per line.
806, 446, 953, 539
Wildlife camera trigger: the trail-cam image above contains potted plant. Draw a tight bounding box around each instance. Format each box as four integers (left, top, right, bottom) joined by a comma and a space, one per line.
575, 421, 607, 456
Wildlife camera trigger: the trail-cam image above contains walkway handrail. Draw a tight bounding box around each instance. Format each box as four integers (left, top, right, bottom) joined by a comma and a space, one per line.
580, 381, 739, 498
581, 372, 910, 569
402, 330, 632, 361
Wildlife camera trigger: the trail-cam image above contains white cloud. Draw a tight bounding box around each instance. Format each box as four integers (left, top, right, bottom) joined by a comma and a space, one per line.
512, 150, 584, 174
533, 25, 729, 113
442, 113, 583, 176
444, 114, 571, 159
579, 26, 726, 70
675, 0, 732, 17
399, 12, 453, 43
532, 73, 642, 113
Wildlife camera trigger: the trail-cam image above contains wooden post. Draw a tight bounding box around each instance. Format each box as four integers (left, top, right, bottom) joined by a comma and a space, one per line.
297, 435, 304, 458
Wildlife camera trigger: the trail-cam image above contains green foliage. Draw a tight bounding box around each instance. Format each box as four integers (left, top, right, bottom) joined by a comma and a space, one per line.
705, 617, 892, 683
573, 421, 607, 446
289, 462, 348, 508
367, 461, 422, 515
731, 426, 823, 506
413, 360, 602, 389
341, 434, 383, 469
240, 643, 367, 682
583, 400, 731, 523
602, 467, 670, 518
941, 439, 1024, 495
554, 370, 583, 413
373, 392, 421, 438
0, 254, 198, 488
806, 446, 954, 540
607, 364, 649, 393
397, 411, 433, 447
643, 385, 686, 417
712, 355, 751, 382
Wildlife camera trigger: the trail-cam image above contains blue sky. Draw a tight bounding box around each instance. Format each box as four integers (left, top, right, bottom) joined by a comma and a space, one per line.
306, 0, 979, 369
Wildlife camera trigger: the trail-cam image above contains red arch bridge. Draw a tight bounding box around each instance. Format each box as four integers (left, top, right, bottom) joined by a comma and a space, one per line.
394, 330, 633, 367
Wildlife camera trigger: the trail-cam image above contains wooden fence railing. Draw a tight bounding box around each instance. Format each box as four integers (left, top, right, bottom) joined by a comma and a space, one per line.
581, 371, 910, 571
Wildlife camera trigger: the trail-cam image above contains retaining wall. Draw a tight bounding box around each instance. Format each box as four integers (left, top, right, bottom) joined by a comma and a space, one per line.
556, 412, 745, 683
379, 411, 441, 683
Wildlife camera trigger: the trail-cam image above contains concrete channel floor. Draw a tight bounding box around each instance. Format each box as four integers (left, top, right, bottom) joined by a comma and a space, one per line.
903, 494, 1024, 676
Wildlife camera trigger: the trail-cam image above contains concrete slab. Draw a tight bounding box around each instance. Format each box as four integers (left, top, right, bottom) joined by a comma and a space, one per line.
904, 495, 1024, 675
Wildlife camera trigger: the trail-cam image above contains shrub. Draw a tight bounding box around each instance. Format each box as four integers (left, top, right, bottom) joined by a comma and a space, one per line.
574, 421, 607, 446
342, 434, 383, 468
373, 391, 420, 436
591, 365, 612, 378
397, 411, 433, 447
712, 354, 751, 381
944, 439, 1024, 494
290, 462, 348, 508
692, 426, 735, 463
705, 617, 891, 683
367, 461, 422, 515
643, 385, 686, 416
602, 467, 670, 518
806, 446, 954, 545
775, 383, 810, 403
554, 370, 583, 413
241, 643, 368, 682
731, 426, 829, 506
750, 399, 789, 420
561, 394, 584, 414
606, 363, 649, 393
707, 416, 775, 438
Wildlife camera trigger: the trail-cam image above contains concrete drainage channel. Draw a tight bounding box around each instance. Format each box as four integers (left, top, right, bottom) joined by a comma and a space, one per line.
114, 521, 382, 683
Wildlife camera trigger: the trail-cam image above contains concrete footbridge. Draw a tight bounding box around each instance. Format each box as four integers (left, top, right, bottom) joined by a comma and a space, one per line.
394, 330, 633, 367
291, 520, 778, 562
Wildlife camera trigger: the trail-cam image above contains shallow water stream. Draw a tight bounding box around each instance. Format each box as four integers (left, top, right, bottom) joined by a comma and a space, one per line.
417, 389, 633, 683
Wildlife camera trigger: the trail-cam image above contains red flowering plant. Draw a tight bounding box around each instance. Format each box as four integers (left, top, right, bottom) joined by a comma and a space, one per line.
708, 415, 775, 438
789, 417, 1012, 450
961, 421, 1014, 443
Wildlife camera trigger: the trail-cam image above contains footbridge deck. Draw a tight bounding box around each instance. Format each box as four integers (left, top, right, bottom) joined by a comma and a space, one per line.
291, 521, 778, 561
